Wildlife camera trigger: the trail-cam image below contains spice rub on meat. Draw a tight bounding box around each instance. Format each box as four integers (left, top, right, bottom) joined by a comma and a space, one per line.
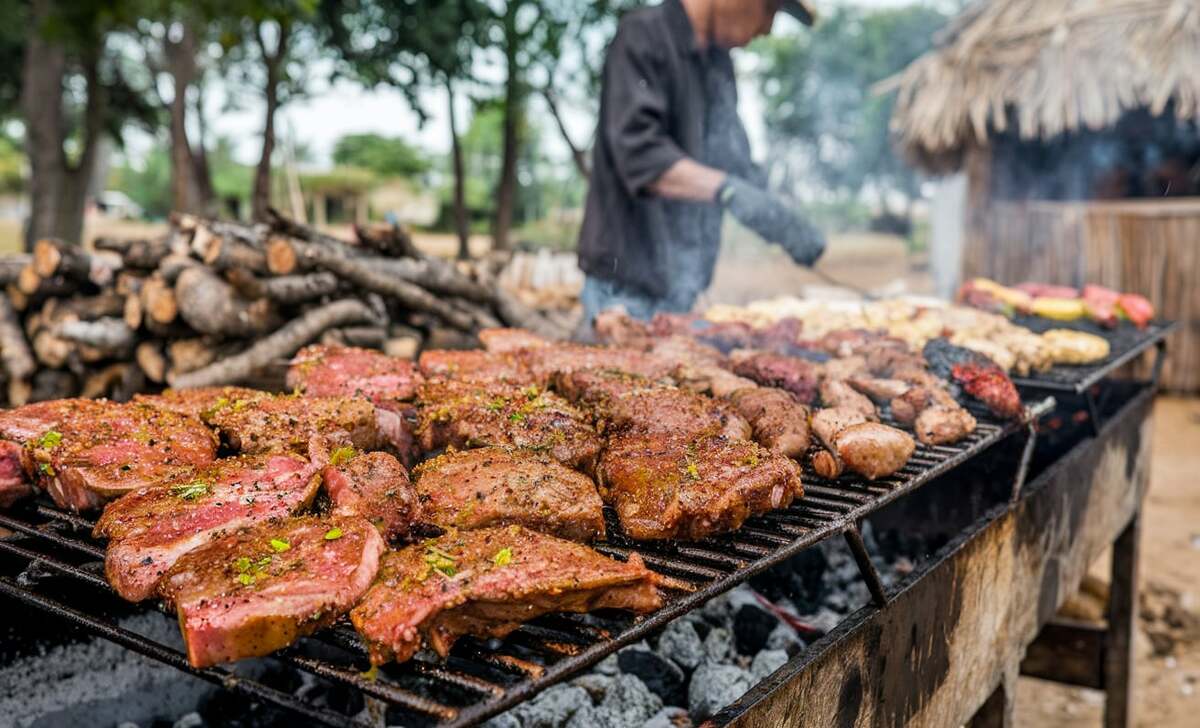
412, 447, 605, 542
321, 451, 422, 541
350, 526, 662, 665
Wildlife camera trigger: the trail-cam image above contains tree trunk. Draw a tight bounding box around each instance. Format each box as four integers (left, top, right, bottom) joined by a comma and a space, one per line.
491, 10, 522, 253
166, 22, 202, 215
191, 78, 215, 213
541, 86, 589, 179
20, 0, 67, 250
252, 21, 290, 222
446, 78, 471, 261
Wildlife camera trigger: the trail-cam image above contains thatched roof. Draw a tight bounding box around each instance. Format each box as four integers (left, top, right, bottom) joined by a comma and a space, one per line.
885, 0, 1200, 173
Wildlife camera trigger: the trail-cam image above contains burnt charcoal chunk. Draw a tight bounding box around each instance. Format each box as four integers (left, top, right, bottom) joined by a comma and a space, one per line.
617, 648, 686, 707
733, 603, 778, 655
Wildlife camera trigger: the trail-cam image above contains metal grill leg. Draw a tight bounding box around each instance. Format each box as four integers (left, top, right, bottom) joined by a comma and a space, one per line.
1010, 420, 1040, 503
844, 524, 887, 608
1105, 515, 1140, 728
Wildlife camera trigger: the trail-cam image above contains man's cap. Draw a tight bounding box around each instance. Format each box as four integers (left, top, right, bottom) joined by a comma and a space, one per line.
782, 0, 816, 26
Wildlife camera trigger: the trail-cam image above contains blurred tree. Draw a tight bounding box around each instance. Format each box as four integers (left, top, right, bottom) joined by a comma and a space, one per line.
110, 137, 250, 219
754, 4, 946, 228
332, 133, 430, 179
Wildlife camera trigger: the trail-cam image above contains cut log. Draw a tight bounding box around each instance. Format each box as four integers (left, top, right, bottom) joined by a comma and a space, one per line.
33, 238, 121, 287
0, 254, 32, 287
355, 222, 421, 258
320, 325, 387, 349
82, 363, 131, 399
54, 292, 126, 321
383, 336, 421, 360
17, 264, 44, 295
265, 207, 368, 254
8, 379, 32, 408
225, 268, 339, 304
291, 241, 474, 330
265, 236, 301, 275
30, 369, 78, 402
135, 341, 167, 383
123, 294, 143, 329
32, 330, 73, 369
203, 236, 268, 273
140, 276, 179, 325
94, 236, 172, 269
169, 298, 380, 388
158, 254, 202, 284
168, 338, 219, 376
492, 287, 568, 340
174, 266, 278, 337
0, 295, 35, 402
55, 317, 136, 353
115, 271, 145, 297
373, 257, 494, 303
5, 284, 28, 311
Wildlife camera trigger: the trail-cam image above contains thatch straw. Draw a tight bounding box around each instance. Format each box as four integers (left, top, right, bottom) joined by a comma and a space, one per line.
883, 0, 1200, 173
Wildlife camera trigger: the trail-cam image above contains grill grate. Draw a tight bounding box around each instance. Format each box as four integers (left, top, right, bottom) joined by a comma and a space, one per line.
1008, 317, 1176, 393
0, 404, 1045, 728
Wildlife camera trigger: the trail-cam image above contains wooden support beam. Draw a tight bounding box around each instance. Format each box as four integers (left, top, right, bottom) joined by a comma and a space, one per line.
1019, 618, 1107, 689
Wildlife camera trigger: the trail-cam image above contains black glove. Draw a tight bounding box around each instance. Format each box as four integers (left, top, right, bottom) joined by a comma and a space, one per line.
718, 176, 826, 266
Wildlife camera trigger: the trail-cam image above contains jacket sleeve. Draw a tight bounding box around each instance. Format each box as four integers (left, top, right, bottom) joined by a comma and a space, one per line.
601, 20, 687, 197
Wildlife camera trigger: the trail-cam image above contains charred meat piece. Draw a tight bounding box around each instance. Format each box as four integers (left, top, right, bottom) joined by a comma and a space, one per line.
518, 344, 674, 384
847, 375, 910, 403
416, 381, 602, 471
26, 403, 218, 512
322, 452, 422, 541
730, 350, 820, 404
418, 349, 534, 384
819, 379, 878, 421
860, 340, 926, 377
160, 516, 383, 668
673, 364, 759, 399
598, 434, 802, 541
478, 327, 551, 353
913, 406, 977, 446
351, 526, 662, 665
810, 410, 914, 480
923, 339, 1022, 420
95, 454, 321, 602
413, 447, 605, 542
287, 345, 423, 405
134, 387, 270, 422
207, 394, 385, 463
726, 387, 811, 459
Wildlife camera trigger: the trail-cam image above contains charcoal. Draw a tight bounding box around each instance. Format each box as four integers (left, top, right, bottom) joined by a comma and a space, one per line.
597, 674, 663, 725
733, 603, 778, 655
513, 684, 591, 728
617, 648, 686, 707
657, 619, 705, 670
750, 649, 789, 682
594, 653, 620, 676
687, 662, 752, 720
571, 673, 615, 701
482, 713, 521, 728
702, 626, 734, 663
645, 706, 690, 728
766, 622, 804, 653
173, 713, 204, 728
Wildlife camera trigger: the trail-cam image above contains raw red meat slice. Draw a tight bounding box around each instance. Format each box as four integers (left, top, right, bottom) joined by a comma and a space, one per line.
321, 451, 421, 541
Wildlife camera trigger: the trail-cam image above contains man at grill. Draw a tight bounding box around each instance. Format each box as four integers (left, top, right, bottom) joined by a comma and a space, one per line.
577, 0, 824, 326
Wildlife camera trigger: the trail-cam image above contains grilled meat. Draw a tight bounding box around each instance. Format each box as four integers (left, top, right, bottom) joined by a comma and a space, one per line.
847, 375, 910, 403
726, 387, 811, 458
819, 379, 878, 421
160, 515, 383, 668
831, 423, 915, 480
552, 368, 663, 408
25, 402, 218, 512
598, 433, 802, 541
672, 364, 758, 399
0, 399, 108, 508
95, 454, 321, 601
913, 406, 977, 446
517, 344, 674, 384
322, 452, 422, 541
416, 381, 602, 471
729, 350, 820, 404
1041, 329, 1110, 365
810, 408, 868, 479
649, 313, 757, 351
592, 309, 653, 348
134, 387, 269, 421
350, 526, 662, 665
478, 327, 551, 353
923, 339, 1022, 420
0, 442, 27, 508
860, 340, 925, 377
418, 349, 533, 384
207, 394, 385, 463
567, 377, 751, 441
412, 447, 605, 542
820, 355, 867, 381
647, 335, 727, 369
287, 345, 423, 405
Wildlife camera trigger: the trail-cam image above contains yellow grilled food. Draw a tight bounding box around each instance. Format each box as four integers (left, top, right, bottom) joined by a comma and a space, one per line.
1031, 297, 1087, 321
1041, 329, 1110, 365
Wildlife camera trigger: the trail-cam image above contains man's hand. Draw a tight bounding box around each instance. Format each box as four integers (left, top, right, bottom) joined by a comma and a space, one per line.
719, 177, 826, 266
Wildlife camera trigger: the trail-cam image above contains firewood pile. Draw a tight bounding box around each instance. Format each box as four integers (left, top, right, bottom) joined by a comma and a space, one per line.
0, 208, 569, 406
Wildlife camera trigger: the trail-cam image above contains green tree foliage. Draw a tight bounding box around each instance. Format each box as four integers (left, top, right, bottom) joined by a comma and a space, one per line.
332, 133, 429, 179
110, 138, 251, 219
754, 4, 947, 221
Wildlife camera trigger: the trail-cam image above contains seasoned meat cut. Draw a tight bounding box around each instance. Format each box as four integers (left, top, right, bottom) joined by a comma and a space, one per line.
0, 399, 115, 508
287, 344, 423, 405
673, 364, 758, 398
726, 387, 811, 458
160, 515, 383, 668
416, 381, 602, 471
846, 376, 910, 403
551, 368, 665, 408
819, 379, 878, 421
923, 339, 1022, 420
517, 344, 674, 384
809, 408, 913, 480
418, 349, 533, 384
134, 387, 269, 421
0, 442, 27, 508
647, 335, 727, 369
913, 406, 977, 447
95, 454, 321, 601
478, 327, 551, 353
322, 451, 422, 541
559, 372, 750, 441
598, 434, 803, 541
25, 402, 218, 512
350, 526, 662, 665
207, 394, 385, 463
730, 350, 820, 404
412, 447, 605, 542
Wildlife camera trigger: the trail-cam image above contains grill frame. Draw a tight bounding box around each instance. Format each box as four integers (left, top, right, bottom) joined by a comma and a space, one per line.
0, 399, 1052, 728
1007, 317, 1176, 394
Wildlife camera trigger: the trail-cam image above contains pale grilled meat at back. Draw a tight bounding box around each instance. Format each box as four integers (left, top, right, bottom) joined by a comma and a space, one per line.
729, 350, 820, 404
726, 387, 812, 458
287, 344, 423, 405
95, 453, 321, 601
819, 378, 878, 421
350, 526, 662, 665
413, 447, 605, 542
598, 433, 803, 541
321, 451, 422, 541
416, 381, 602, 471
160, 515, 383, 668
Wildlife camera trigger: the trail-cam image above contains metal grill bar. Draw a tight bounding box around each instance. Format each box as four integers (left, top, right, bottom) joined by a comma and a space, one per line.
0, 397, 1052, 728
1009, 318, 1176, 393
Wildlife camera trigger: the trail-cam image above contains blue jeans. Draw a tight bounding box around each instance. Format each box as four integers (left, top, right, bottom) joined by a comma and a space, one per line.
579, 275, 702, 327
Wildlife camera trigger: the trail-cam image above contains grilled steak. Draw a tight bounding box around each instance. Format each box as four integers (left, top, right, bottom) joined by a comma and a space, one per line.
207, 394, 384, 463
598, 434, 803, 541
592, 309, 654, 348
287, 344, 423, 404
517, 344, 674, 384
0, 442, 28, 508
729, 351, 819, 404
601, 387, 751, 441
160, 515, 383, 668
25, 402, 218, 512
673, 364, 758, 399
647, 335, 727, 369
350, 526, 662, 665
552, 368, 661, 408
0, 399, 113, 508
818, 379, 878, 421
820, 355, 868, 381
923, 338, 1022, 419
418, 349, 533, 384
134, 387, 269, 421
416, 381, 602, 471
726, 387, 811, 458
412, 447, 605, 542
95, 453, 320, 601
322, 452, 422, 541
478, 327, 551, 353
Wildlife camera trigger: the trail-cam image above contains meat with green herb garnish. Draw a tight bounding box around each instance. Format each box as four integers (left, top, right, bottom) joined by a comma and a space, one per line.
94, 453, 321, 602
350, 526, 662, 665
321, 451, 422, 541
159, 515, 383, 668
412, 447, 605, 542
134, 386, 270, 422
206, 393, 386, 464
0, 398, 112, 508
